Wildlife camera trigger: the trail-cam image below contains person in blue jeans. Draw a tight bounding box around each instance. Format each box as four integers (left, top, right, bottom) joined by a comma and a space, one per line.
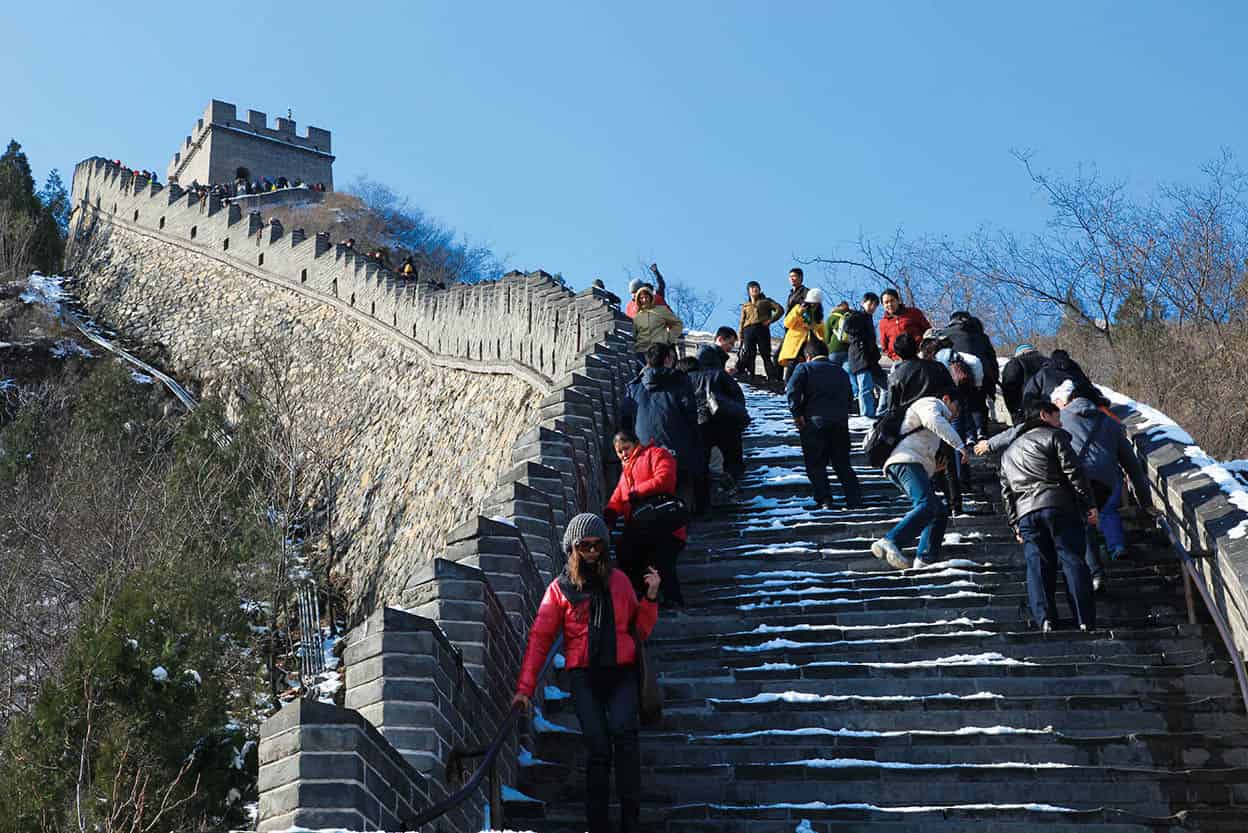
1051, 381, 1155, 591
999, 402, 1098, 631
843, 292, 888, 417
872, 389, 968, 570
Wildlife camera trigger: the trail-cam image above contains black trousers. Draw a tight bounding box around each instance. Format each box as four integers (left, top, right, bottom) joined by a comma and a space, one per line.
739, 324, 777, 379
619, 526, 686, 606
569, 666, 641, 833
702, 420, 745, 480
798, 418, 862, 506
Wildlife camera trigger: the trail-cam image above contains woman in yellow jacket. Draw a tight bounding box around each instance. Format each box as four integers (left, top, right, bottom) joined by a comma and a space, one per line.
779, 288, 827, 380
632, 284, 683, 358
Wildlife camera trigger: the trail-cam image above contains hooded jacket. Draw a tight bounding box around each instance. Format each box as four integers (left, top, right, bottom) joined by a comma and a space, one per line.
516, 567, 658, 696
632, 304, 683, 353
778, 305, 827, 365
786, 356, 853, 423
740, 293, 785, 331
843, 309, 881, 373
1001, 350, 1048, 421
878, 305, 932, 361
883, 396, 965, 476
943, 315, 999, 391
824, 309, 851, 353
1059, 397, 1150, 498
999, 421, 1095, 528
624, 367, 701, 472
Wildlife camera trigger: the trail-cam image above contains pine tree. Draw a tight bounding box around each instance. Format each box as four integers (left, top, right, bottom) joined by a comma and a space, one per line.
38, 169, 69, 236
0, 140, 37, 214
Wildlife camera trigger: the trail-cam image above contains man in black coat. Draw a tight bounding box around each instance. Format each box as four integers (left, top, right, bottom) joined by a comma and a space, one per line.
999, 402, 1098, 632
844, 292, 888, 418
1000, 344, 1048, 423
942, 311, 999, 435
1021, 349, 1106, 414
886, 332, 954, 413
785, 338, 863, 511
623, 343, 702, 508
696, 326, 737, 373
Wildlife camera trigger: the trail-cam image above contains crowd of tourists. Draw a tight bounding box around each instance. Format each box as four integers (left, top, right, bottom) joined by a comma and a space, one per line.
510, 265, 1156, 833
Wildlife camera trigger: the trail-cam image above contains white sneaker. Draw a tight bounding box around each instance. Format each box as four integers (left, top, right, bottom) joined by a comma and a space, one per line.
1042, 620, 1054, 633
912, 557, 928, 569
871, 538, 912, 571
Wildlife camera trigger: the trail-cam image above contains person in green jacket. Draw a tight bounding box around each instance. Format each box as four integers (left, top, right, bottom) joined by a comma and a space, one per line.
825, 301, 852, 367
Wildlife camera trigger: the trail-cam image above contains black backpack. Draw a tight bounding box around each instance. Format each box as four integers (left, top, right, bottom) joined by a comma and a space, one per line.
862, 406, 921, 469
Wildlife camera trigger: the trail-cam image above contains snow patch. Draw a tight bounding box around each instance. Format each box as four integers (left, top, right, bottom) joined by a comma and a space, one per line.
711, 690, 1002, 705
501, 785, 540, 802
151, 666, 169, 683
532, 706, 578, 734
700, 725, 1054, 741
779, 757, 1074, 770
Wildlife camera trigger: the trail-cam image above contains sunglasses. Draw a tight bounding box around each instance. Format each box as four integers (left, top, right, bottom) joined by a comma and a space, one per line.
573, 539, 604, 553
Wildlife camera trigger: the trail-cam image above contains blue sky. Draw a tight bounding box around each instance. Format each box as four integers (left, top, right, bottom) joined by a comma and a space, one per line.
6, 2, 1244, 322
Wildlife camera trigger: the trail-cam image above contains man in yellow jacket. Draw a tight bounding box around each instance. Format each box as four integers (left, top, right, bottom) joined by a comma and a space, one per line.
737, 281, 785, 380
632, 284, 683, 360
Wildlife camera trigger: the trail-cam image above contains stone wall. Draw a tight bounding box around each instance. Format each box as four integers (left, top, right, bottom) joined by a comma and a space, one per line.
1112, 401, 1248, 662
67, 157, 631, 617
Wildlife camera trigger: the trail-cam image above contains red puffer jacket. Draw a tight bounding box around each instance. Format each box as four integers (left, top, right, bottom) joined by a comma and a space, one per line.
878, 305, 932, 360
604, 443, 687, 541
515, 568, 658, 697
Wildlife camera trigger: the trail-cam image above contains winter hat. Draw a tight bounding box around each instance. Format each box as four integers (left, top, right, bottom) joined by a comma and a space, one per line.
562, 513, 611, 554
627, 278, 644, 295
803, 288, 826, 305
1014, 343, 1036, 356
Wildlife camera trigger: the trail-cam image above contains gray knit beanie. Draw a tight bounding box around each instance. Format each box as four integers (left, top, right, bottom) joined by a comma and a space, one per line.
562, 513, 610, 554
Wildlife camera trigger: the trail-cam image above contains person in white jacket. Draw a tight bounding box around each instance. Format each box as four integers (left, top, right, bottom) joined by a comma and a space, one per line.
872, 389, 969, 570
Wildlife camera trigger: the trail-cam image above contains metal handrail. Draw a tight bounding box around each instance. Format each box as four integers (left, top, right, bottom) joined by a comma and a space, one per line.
1155, 515, 1248, 715
409, 633, 566, 827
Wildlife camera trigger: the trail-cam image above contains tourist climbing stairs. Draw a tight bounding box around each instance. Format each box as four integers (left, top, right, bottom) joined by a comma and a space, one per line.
506, 385, 1248, 832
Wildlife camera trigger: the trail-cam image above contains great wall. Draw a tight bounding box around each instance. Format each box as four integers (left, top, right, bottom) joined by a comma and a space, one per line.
61, 103, 1248, 831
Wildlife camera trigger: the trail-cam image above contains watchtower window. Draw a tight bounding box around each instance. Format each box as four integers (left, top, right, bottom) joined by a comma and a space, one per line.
223, 238, 229, 251
132, 210, 139, 222
349, 293, 355, 306
300, 269, 307, 284
235, 166, 251, 181
258, 253, 264, 266
159, 216, 165, 229
371, 301, 376, 316
190, 225, 197, 239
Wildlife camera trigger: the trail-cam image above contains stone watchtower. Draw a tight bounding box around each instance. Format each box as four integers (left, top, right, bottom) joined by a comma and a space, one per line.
166, 100, 334, 189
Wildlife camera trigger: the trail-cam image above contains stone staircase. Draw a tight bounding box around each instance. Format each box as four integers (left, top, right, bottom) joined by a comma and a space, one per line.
505, 385, 1248, 832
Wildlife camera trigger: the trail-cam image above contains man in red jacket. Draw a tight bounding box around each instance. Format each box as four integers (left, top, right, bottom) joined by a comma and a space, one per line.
877, 288, 932, 362
513, 512, 659, 833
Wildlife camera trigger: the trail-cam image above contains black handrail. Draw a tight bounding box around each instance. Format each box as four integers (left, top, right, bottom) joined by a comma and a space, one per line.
409, 633, 566, 828
1156, 516, 1248, 715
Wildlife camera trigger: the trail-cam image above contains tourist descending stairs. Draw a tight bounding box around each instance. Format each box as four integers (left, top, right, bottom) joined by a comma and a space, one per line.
507, 384, 1248, 832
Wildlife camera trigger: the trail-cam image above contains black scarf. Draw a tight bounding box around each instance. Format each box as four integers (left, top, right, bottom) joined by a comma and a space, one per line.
558, 568, 617, 669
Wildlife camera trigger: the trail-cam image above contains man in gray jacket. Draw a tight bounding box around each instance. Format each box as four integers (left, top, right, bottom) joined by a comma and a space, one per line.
1051, 382, 1154, 590
1000, 402, 1098, 632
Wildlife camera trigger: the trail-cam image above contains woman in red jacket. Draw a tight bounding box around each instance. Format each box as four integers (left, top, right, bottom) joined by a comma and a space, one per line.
605, 429, 689, 609
513, 512, 659, 833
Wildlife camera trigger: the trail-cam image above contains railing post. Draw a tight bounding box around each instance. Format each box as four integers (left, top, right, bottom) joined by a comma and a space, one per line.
1183, 567, 1199, 626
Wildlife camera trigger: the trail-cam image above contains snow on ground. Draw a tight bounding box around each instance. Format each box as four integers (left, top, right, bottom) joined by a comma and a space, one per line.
738, 590, 990, 611
776, 757, 1073, 770
1103, 384, 1248, 539
709, 801, 1078, 814
700, 725, 1054, 741
533, 705, 578, 734
738, 651, 1035, 672
723, 628, 995, 652
501, 785, 540, 802
710, 690, 1003, 704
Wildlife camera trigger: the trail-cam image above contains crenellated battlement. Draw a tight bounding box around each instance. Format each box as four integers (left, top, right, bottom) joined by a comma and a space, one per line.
72, 157, 627, 390
167, 100, 335, 189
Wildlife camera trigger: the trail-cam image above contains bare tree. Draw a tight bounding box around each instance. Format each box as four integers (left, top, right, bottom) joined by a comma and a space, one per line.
665, 280, 720, 331
0, 201, 38, 280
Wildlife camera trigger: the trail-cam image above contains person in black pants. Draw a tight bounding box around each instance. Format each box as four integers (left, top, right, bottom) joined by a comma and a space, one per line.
513, 513, 661, 833
737, 281, 785, 379
999, 403, 1098, 631
785, 338, 863, 510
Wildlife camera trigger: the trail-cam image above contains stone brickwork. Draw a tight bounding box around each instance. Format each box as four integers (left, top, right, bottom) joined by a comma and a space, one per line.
1112, 402, 1248, 661
69, 154, 640, 831
167, 100, 335, 188
68, 157, 634, 617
